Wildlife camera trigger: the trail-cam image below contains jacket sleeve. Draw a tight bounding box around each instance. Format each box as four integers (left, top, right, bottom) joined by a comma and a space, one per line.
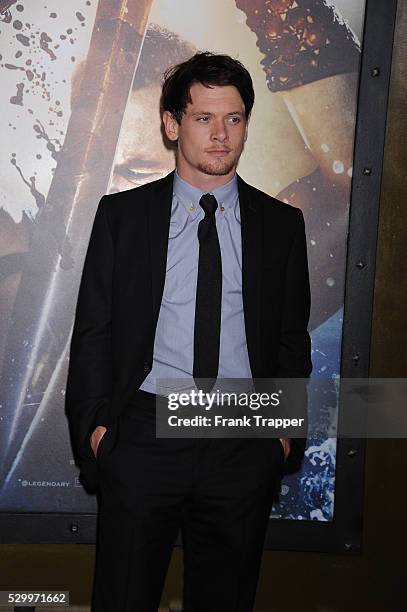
277, 207, 312, 378
276, 207, 312, 475
65, 195, 113, 468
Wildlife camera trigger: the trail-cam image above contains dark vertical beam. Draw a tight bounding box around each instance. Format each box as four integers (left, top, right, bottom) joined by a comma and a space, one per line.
341, 0, 398, 378
335, 0, 398, 552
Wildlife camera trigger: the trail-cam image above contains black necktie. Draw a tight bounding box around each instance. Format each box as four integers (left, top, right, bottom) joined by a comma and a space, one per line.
193, 193, 222, 395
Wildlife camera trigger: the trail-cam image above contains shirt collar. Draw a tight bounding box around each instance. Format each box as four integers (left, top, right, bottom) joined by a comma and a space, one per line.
173, 169, 238, 216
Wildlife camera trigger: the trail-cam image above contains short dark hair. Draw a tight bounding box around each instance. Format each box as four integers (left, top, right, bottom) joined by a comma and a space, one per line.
161, 52, 255, 124
132, 23, 197, 92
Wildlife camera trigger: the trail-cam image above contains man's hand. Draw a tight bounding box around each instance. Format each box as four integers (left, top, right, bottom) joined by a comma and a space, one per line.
90, 425, 107, 458
279, 437, 291, 462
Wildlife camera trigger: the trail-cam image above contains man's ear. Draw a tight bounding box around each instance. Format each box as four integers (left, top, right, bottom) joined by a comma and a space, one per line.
244, 112, 250, 142
162, 111, 179, 142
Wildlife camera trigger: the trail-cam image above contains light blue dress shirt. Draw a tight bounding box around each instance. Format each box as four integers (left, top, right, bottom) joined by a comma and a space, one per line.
140, 170, 253, 396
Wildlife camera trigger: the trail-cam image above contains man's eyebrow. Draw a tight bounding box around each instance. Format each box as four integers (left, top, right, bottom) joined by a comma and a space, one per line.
190, 111, 244, 116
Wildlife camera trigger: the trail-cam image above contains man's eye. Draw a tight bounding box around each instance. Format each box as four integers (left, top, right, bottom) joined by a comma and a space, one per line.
197, 116, 210, 122
228, 116, 241, 124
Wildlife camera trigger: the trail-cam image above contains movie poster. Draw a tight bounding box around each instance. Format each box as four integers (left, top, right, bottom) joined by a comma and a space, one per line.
0, 0, 365, 521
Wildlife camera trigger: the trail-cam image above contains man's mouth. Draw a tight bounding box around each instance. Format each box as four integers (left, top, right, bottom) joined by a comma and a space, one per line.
206, 149, 231, 157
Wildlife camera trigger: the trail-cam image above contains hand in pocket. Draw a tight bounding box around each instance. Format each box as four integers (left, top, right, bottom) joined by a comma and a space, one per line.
90, 425, 107, 458
279, 437, 291, 463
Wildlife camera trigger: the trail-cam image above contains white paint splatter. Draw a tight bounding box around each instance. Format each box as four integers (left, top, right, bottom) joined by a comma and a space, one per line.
310, 508, 328, 521
333, 160, 344, 174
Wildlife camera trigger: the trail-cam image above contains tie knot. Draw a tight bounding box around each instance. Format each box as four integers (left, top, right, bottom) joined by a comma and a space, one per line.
199, 193, 218, 217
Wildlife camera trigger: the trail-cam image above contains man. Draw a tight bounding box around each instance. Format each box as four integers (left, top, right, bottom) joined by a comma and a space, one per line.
107, 24, 197, 196
65, 52, 312, 611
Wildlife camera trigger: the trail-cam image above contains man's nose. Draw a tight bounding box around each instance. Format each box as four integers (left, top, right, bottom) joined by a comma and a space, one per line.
211, 120, 228, 142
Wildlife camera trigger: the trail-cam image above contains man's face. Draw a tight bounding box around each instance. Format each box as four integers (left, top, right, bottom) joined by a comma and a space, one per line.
109, 84, 175, 194
163, 82, 249, 186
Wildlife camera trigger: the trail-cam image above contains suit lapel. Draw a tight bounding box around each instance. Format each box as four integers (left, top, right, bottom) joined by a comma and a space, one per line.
147, 170, 262, 373
148, 170, 175, 327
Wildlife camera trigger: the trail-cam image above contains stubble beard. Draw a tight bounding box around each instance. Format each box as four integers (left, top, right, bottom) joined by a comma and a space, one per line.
197, 152, 240, 176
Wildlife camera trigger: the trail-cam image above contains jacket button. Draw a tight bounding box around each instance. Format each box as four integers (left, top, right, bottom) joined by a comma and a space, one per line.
143, 362, 151, 372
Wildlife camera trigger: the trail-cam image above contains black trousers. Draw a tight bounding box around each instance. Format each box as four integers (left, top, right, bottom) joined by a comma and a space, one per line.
91, 389, 285, 612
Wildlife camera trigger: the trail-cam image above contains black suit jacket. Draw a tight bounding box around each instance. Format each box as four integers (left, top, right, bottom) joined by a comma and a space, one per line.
65, 170, 312, 490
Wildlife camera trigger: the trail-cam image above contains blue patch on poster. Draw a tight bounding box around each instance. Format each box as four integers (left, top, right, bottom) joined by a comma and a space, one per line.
271, 307, 343, 520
